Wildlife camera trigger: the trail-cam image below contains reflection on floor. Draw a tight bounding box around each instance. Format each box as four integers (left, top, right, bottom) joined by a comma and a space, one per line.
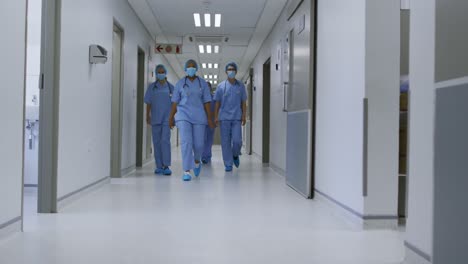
0, 147, 405, 264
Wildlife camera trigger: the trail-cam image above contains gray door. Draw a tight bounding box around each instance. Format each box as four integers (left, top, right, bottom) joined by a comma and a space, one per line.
262, 59, 271, 164
135, 48, 145, 167
284, 12, 315, 198
110, 25, 123, 178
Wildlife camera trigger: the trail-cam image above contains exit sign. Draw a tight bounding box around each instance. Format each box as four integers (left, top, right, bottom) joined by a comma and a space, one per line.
155, 44, 183, 54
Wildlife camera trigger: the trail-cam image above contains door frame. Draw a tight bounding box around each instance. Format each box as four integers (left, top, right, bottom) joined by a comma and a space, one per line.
262, 58, 271, 164
135, 47, 145, 168
248, 68, 254, 155
37, 0, 61, 214
110, 21, 124, 178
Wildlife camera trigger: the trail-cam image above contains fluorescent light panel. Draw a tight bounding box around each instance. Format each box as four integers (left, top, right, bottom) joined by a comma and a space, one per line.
204, 14, 211, 27
208, 63, 213, 69
209, 75, 213, 79
207, 45, 212, 54
214, 75, 218, 79
198, 45, 205, 53
204, 75, 208, 79
202, 63, 207, 69
214, 63, 218, 69
194, 13, 201, 27
214, 45, 219, 53
215, 14, 221, 27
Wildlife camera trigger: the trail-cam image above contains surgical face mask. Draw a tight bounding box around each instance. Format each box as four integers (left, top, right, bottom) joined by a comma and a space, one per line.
157, 73, 166, 81
227, 70, 236, 79
186, 67, 197, 77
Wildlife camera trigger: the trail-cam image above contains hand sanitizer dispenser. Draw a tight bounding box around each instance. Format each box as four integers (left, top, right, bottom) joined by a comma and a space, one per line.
89, 45, 108, 64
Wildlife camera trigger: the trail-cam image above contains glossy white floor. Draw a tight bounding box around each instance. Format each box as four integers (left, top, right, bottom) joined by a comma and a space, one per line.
0, 146, 405, 264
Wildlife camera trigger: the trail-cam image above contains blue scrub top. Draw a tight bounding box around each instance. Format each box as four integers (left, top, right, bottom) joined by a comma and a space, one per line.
215, 80, 247, 121
144, 81, 174, 125
172, 76, 212, 125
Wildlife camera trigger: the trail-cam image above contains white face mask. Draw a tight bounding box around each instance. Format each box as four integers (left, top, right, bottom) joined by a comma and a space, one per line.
227, 70, 236, 78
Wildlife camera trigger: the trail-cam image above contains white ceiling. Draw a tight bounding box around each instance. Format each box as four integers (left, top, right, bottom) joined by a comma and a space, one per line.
128, 0, 288, 81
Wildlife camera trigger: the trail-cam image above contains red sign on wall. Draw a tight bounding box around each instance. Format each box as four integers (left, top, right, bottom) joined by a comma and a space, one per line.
155, 44, 183, 54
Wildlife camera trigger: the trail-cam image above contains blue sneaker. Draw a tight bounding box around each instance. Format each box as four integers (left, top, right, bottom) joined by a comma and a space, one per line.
163, 167, 172, 175
233, 156, 240, 168
182, 172, 192, 181
225, 165, 233, 172
194, 163, 202, 177
154, 168, 164, 175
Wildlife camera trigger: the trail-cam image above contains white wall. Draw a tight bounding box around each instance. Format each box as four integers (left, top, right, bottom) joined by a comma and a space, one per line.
314, 0, 367, 214
0, 0, 27, 227
249, 0, 311, 172
364, 0, 400, 216
57, 0, 178, 199
405, 0, 436, 259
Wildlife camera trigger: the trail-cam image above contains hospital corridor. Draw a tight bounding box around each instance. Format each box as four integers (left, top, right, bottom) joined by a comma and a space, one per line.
1, 0, 467, 264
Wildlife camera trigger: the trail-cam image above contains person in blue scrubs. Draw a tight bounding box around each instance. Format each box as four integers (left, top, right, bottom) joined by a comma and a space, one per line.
144, 64, 174, 175
215, 62, 248, 172
169, 59, 214, 181
202, 82, 216, 164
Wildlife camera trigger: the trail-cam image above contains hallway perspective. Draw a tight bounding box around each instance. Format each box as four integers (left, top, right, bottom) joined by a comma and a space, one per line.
0, 147, 405, 264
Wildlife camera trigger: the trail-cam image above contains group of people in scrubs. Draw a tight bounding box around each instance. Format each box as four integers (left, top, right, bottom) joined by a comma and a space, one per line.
144, 60, 247, 181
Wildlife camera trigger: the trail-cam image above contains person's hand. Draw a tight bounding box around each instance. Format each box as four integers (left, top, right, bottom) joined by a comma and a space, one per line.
169, 117, 175, 129
208, 119, 215, 129
146, 115, 151, 125
242, 116, 246, 126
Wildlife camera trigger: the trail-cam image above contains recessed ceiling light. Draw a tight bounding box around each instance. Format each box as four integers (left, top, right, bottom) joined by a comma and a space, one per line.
202, 63, 207, 69
214, 81, 218, 84
215, 14, 222, 27
194, 13, 201, 27
207, 45, 212, 54
214, 75, 218, 79
214, 63, 218, 69
208, 63, 213, 69
204, 14, 211, 27
204, 75, 208, 79
209, 75, 213, 79
214, 45, 219, 53
198, 45, 205, 54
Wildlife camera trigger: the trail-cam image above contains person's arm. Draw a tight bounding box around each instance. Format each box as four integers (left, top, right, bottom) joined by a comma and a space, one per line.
204, 103, 215, 129
241, 101, 247, 126
215, 101, 221, 126
146, 105, 152, 125
169, 103, 177, 129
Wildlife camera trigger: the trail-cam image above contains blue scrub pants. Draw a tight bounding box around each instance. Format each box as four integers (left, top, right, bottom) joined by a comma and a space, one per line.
220, 120, 242, 167
176, 121, 206, 171
202, 126, 215, 161
152, 124, 171, 169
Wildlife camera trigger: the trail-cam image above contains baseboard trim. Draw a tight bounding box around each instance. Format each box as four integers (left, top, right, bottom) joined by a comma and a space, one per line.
121, 165, 136, 177
0, 216, 21, 239
57, 176, 110, 210
270, 163, 286, 177
404, 241, 432, 263
142, 158, 154, 168
252, 152, 262, 162
315, 189, 398, 229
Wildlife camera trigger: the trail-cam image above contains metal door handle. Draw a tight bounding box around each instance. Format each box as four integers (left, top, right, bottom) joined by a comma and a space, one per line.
283, 82, 289, 112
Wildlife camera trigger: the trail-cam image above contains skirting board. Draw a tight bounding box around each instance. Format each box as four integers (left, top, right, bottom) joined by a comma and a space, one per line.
121, 165, 136, 178
315, 190, 399, 229
57, 177, 110, 210
404, 241, 432, 264
0, 217, 21, 239
270, 163, 286, 177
